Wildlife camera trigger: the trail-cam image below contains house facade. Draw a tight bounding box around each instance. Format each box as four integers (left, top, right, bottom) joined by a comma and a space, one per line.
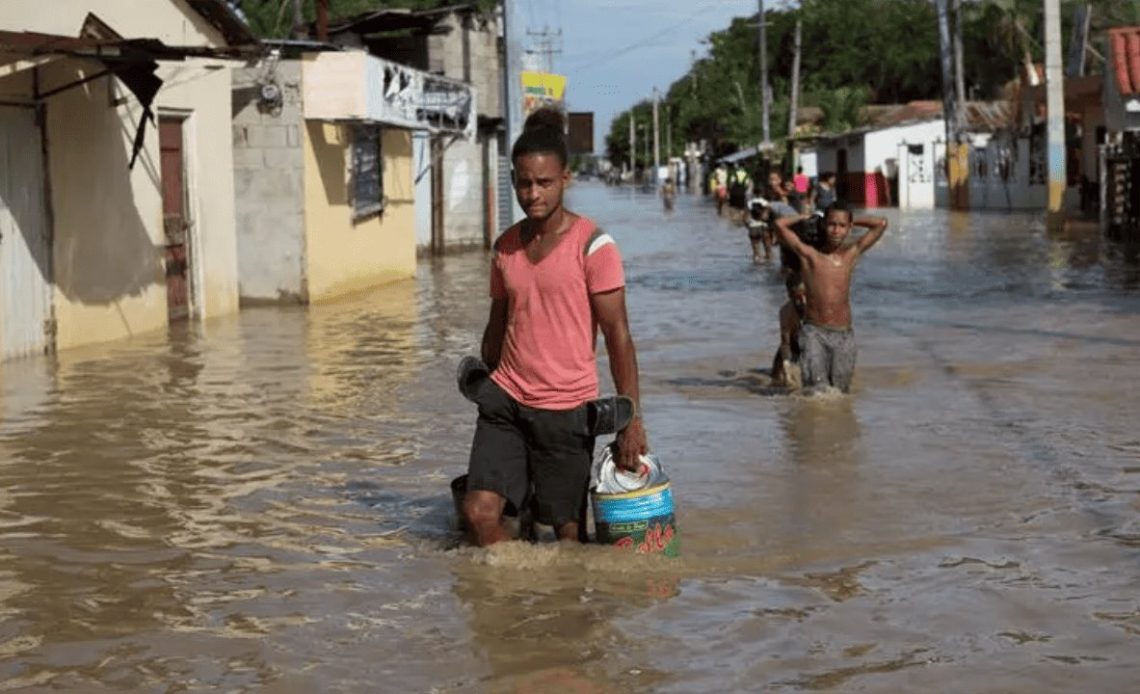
231, 48, 474, 304
327, 5, 505, 254
0, 0, 248, 361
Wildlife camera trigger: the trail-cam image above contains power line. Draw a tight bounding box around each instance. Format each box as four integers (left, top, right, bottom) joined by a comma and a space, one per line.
565, 7, 708, 71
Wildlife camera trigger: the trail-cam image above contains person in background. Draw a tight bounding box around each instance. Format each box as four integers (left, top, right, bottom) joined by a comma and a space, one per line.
793, 166, 810, 198
770, 276, 807, 389
713, 163, 729, 216
661, 177, 677, 212
774, 202, 888, 393
813, 171, 837, 212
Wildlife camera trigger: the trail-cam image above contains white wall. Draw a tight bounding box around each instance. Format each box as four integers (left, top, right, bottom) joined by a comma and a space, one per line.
443, 136, 485, 249
799, 149, 818, 178
865, 120, 945, 176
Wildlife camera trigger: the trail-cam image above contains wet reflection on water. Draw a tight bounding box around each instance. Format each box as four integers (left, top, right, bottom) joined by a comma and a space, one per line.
1, 183, 1139, 690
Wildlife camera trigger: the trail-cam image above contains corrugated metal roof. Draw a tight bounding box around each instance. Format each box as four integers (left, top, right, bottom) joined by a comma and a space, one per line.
1108, 26, 1140, 97
327, 3, 482, 36
183, 0, 257, 46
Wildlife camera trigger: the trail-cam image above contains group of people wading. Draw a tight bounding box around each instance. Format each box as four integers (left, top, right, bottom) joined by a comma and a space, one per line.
456, 110, 889, 547
711, 162, 888, 394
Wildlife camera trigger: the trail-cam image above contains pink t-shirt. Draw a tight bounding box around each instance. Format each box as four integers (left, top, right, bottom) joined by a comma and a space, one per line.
489, 217, 625, 410
793, 173, 810, 194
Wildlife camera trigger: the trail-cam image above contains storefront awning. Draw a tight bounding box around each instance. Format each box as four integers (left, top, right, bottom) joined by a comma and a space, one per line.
301, 51, 475, 139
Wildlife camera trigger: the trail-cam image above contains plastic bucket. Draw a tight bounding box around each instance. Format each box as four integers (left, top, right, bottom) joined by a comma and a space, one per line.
591, 481, 678, 556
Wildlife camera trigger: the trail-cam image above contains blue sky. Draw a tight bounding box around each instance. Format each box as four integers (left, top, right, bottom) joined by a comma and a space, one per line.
513, 0, 759, 153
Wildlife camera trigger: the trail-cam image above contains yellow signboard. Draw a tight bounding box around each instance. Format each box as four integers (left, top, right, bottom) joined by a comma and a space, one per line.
521, 71, 566, 116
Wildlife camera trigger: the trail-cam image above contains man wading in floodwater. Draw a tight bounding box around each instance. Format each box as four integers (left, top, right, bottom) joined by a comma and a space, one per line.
462, 108, 648, 546
774, 202, 888, 393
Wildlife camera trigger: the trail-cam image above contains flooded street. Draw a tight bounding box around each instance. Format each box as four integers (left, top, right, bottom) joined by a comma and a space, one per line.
2, 182, 1140, 691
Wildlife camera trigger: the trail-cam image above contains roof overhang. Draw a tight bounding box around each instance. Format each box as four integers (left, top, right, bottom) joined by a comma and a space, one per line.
301, 51, 475, 138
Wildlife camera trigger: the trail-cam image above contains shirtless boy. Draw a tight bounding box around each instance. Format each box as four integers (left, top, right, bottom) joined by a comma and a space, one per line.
774, 203, 888, 393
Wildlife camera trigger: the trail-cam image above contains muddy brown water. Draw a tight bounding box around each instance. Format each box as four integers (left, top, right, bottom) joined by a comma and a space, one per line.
1, 183, 1140, 692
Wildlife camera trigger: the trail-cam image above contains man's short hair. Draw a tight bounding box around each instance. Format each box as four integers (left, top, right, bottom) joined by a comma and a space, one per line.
824, 200, 852, 222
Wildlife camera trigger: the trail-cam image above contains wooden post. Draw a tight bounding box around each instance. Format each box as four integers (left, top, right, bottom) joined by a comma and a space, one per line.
316, 0, 329, 42
431, 137, 444, 255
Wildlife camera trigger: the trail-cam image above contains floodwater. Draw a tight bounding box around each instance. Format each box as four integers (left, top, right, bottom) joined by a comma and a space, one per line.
2, 183, 1140, 692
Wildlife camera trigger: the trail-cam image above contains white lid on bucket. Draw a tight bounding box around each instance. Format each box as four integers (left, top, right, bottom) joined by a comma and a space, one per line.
591, 443, 668, 495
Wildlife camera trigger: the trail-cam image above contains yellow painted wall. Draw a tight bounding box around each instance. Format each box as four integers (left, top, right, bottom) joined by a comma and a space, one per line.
302, 123, 416, 303
0, 0, 241, 353
45, 62, 167, 350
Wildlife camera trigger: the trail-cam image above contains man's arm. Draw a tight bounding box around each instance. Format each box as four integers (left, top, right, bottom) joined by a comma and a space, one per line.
774, 213, 815, 259
480, 298, 508, 370
853, 216, 888, 254
591, 287, 648, 472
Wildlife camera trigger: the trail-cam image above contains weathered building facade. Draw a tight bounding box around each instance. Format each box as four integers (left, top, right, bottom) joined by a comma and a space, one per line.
327, 5, 505, 254
231, 47, 474, 304
0, 0, 249, 361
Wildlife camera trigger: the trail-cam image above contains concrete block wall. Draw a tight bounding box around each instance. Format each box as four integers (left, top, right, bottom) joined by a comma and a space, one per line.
427, 12, 502, 119
232, 62, 307, 303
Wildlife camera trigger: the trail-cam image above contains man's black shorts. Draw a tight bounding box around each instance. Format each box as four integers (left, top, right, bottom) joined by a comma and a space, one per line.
466, 377, 595, 528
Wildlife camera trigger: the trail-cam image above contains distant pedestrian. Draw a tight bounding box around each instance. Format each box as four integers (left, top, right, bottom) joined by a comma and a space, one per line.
727, 165, 752, 222
793, 166, 810, 196
774, 202, 888, 393
661, 177, 677, 212
770, 276, 807, 389
814, 171, 837, 212
713, 163, 728, 216
783, 180, 804, 214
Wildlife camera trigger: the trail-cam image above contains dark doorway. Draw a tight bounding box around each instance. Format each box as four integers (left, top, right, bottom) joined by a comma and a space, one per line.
159, 117, 191, 322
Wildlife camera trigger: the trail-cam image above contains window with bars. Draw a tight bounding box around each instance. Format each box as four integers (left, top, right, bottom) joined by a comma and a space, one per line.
351, 124, 384, 221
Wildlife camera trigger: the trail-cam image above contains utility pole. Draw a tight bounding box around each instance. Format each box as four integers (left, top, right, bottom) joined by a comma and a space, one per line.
501, 0, 512, 151
952, 0, 966, 122
526, 27, 563, 73
787, 18, 801, 140
652, 87, 661, 182
1044, 0, 1067, 222
629, 113, 635, 179
758, 0, 770, 146
936, 0, 966, 208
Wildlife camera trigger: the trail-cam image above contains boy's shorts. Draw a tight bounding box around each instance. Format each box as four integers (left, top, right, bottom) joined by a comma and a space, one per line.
466, 378, 595, 528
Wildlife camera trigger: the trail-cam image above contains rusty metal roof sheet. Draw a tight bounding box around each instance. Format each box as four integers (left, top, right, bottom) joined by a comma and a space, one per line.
184, 0, 257, 46
1108, 26, 1140, 97
0, 30, 258, 62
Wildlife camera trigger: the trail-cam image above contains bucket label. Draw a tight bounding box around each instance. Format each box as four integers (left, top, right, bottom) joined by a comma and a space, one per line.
597, 516, 678, 556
